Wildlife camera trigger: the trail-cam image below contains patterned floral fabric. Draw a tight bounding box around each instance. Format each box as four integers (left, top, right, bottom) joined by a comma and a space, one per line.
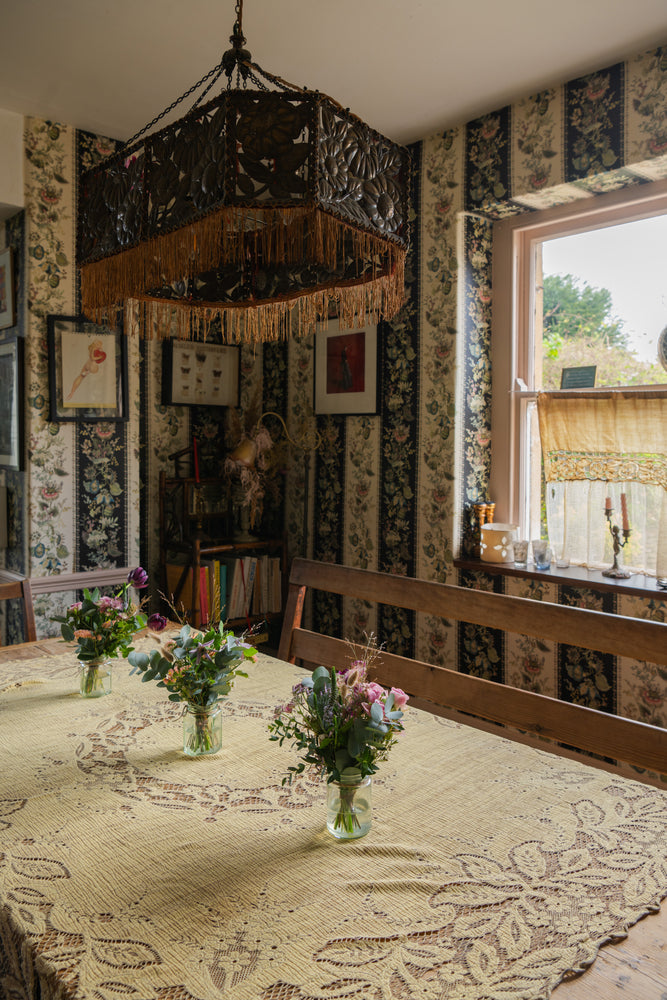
0, 643, 666, 1000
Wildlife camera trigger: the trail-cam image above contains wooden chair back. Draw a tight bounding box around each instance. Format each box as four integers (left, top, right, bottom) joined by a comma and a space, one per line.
0, 574, 37, 644
278, 558, 667, 776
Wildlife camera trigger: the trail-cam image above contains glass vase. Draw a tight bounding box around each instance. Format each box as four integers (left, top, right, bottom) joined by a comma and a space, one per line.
183, 702, 223, 757
326, 774, 372, 840
78, 658, 112, 698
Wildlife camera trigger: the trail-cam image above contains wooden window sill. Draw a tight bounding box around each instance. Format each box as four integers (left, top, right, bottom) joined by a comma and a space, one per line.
454, 558, 667, 602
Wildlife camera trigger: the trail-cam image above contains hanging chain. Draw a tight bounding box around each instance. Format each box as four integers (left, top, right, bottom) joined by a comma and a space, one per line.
123, 1, 245, 146
122, 59, 227, 148
190, 66, 226, 110
122, 0, 303, 148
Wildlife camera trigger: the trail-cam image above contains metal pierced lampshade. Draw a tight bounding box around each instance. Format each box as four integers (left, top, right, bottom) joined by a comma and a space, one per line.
77, 6, 411, 342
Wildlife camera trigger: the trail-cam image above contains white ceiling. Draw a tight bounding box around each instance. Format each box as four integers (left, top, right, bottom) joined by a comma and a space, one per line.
1, 0, 667, 146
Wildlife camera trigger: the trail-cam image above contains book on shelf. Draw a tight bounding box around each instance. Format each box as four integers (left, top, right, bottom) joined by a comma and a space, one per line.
201, 559, 227, 624
237, 558, 248, 618
252, 558, 262, 616
165, 562, 193, 617
260, 554, 270, 613
217, 557, 242, 621
238, 556, 257, 618
218, 561, 227, 621
198, 565, 209, 623
165, 562, 209, 625
271, 556, 282, 613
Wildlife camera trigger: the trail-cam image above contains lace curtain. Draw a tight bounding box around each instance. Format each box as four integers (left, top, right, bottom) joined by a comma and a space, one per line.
537, 390, 667, 578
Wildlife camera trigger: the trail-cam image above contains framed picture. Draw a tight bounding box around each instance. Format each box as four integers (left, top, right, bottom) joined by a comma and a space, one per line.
47, 314, 128, 422
0, 337, 23, 469
0, 248, 16, 330
162, 340, 240, 407
314, 321, 379, 415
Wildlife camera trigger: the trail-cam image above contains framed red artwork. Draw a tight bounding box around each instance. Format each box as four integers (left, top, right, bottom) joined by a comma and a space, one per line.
314, 321, 378, 415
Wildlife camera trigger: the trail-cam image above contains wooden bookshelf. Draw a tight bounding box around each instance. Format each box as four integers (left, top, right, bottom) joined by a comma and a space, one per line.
158, 472, 286, 631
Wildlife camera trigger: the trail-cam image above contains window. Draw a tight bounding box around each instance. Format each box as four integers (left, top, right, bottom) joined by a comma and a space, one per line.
490, 179, 667, 576
540, 222, 667, 391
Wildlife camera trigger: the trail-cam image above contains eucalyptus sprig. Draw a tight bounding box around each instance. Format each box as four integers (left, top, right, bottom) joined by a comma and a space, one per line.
128, 622, 257, 708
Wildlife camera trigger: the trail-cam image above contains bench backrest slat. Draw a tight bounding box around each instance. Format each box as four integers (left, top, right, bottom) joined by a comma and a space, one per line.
281, 559, 667, 664
278, 558, 667, 775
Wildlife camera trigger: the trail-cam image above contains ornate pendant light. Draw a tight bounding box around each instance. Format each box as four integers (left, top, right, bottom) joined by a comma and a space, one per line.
77, 1, 411, 343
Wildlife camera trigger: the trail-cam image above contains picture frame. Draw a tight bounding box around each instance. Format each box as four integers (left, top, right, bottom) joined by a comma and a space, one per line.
314, 320, 379, 415
162, 340, 240, 407
0, 337, 24, 470
47, 314, 128, 422
0, 248, 16, 330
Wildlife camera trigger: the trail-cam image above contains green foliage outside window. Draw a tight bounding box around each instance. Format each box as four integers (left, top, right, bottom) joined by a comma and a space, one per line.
541, 274, 667, 390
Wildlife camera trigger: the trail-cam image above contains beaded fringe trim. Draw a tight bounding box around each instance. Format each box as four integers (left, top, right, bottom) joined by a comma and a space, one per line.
80, 207, 406, 341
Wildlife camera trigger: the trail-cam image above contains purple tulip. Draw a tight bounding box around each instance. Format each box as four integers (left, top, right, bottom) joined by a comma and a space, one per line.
148, 613, 168, 632
127, 566, 148, 588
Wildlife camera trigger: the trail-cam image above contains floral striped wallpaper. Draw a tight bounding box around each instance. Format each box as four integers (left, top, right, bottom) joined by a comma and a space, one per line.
1, 46, 666, 749
305, 45, 667, 747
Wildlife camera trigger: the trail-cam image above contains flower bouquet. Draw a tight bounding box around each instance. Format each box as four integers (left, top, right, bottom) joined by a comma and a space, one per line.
52, 567, 149, 697
269, 637, 408, 837
128, 622, 257, 755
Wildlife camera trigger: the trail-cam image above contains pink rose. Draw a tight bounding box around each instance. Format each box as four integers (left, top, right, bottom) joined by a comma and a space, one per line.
365, 682, 385, 703
99, 595, 123, 609
362, 682, 386, 715
390, 687, 409, 709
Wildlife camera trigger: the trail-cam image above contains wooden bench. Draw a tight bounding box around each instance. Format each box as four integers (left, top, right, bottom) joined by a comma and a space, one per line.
0, 572, 37, 643
278, 557, 667, 779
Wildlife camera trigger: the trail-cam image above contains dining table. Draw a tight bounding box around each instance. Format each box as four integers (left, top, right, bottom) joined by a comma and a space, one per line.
0, 633, 666, 1000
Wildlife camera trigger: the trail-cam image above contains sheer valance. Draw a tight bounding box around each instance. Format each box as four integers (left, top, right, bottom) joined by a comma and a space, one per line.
536, 390, 667, 578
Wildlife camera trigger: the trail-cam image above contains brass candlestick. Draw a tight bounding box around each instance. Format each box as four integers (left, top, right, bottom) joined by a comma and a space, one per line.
473, 503, 487, 558
602, 507, 632, 579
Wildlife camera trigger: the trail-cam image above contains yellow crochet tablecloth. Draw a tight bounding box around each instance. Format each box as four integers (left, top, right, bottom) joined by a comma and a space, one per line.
1, 641, 666, 1000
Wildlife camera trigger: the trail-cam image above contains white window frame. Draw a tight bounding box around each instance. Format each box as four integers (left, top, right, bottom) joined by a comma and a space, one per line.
489, 177, 667, 535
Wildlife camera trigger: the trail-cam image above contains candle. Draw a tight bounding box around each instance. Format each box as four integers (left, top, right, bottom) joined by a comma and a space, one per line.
193, 437, 200, 484
604, 496, 612, 513
620, 492, 629, 531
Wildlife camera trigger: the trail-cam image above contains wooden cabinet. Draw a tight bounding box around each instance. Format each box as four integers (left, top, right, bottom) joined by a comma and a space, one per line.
158, 472, 286, 631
